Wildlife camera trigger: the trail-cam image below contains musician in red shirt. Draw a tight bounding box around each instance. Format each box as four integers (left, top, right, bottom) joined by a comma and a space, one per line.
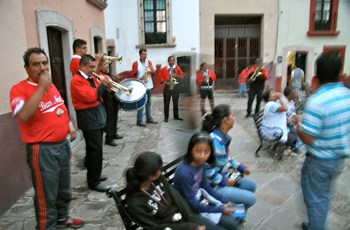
245, 58, 269, 117
196, 62, 216, 115
70, 39, 87, 76
10, 48, 84, 229
158, 56, 184, 122
70, 54, 112, 193
99, 60, 123, 146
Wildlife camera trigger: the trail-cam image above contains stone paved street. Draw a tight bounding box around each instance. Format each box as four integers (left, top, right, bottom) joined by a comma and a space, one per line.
1, 93, 349, 230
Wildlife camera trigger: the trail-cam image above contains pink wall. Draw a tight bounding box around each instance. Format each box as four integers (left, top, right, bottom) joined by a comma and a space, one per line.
23, 0, 106, 52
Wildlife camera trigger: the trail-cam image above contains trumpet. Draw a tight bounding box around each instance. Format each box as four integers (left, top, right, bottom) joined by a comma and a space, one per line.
103, 55, 123, 64
92, 72, 132, 95
143, 59, 152, 83
93, 54, 123, 65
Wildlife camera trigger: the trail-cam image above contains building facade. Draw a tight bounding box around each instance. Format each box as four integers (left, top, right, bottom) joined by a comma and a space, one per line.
275, 0, 350, 90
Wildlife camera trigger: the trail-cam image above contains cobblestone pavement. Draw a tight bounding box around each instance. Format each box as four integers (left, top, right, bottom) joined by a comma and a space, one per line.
1, 93, 349, 230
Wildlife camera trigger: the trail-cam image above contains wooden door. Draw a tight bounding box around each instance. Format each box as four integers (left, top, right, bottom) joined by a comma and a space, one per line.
215, 16, 261, 89
47, 27, 68, 110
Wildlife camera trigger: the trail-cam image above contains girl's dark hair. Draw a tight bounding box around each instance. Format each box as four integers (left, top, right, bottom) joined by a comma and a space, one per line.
283, 86, 295, 97
262, 89, 272, 102
183, 132, 216, 165
125, 152, 163, 196
201, 104, 231, 133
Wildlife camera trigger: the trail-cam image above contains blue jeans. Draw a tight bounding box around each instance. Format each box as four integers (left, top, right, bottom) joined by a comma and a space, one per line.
215, 178, 257, 210
301, 154, 345, 230
238, 83, 247, 97
137, 89, 153, 124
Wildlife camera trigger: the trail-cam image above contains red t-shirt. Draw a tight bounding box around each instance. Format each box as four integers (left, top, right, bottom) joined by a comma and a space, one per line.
238, 69, 248, 83
70, 55, 81, 76
10, 80, 69, 143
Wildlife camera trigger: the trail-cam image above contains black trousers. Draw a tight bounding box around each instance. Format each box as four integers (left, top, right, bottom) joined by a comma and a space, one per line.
247, 87, 264, 115
82, 129, 103, 188
163, 85, 180, 119
103, 94, 119, 142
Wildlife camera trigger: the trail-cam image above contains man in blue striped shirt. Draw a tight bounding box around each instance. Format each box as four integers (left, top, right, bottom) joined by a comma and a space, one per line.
297, 53, 350, 230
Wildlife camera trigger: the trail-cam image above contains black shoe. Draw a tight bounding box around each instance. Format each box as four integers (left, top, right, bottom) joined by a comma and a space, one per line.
99, 175, 108, 181
113, 134, 124, 139
89, 183, 107, 192
137, 123, 146, 127
245, 114, 252, 118
164, 119, 168, 122
174, 117, 183, 121
301, 223, 308, 230
147, 120, 158, 124
105, 140, 118, 146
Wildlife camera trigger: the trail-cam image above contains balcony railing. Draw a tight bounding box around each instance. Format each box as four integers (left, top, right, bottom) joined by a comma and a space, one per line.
87, 0, 108, 10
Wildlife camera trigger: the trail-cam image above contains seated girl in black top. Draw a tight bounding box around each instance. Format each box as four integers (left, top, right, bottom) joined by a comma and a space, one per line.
125, 151, 207, 230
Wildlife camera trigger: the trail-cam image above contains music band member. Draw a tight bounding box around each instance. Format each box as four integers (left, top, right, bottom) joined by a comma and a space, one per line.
158, 56, 184, 122
245, 57, 269, 117
196, 62, 216, 116
99, 60, 123, 146
10, 48, 84, 229
70, 39, 87, 76
131, 48, 158, 127
70, 54, 111, 192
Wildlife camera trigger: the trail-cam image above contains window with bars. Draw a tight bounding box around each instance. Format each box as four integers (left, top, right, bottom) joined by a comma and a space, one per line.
144, 0, 167, 44
308, 0, 339, 36
315, 0, 332, 30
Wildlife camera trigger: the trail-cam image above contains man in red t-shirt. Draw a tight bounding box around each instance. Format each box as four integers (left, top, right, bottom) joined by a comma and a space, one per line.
158, 55, 184, 122
70, 39, 87, 76
9, 48, 84, 229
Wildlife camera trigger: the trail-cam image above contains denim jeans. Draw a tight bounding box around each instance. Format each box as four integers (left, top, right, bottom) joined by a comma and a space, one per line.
215, 178, 257, 210
137, 89, 153, 124
238, 83, 247, 97
301, 154, 345, 230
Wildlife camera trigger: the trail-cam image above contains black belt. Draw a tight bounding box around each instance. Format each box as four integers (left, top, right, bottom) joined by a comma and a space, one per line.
306, 152, 346, 160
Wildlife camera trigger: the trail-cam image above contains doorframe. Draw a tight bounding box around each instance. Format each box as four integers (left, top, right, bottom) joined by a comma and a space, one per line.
36, 9, 76, 125
282, 46, 314, 89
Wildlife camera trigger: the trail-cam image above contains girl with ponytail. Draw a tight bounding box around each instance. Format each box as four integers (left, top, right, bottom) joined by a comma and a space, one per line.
125, 152, 207, 230
202, 104, 257, 213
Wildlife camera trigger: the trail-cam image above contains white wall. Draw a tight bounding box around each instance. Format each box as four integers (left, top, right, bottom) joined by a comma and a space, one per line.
275, 0, 350, 87
104, 0, 200, 73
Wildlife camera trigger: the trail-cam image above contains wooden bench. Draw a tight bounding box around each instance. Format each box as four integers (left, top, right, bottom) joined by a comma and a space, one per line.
304, 82, 312, 97
293, 95, 305, 114
253, 110, 283, 160
106, 155, 183, 230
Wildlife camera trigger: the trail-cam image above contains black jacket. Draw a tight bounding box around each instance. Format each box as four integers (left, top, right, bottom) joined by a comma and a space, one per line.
126, 175, 202, 230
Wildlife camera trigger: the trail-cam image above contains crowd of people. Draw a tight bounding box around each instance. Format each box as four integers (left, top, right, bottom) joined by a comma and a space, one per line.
9, 38, 350, 230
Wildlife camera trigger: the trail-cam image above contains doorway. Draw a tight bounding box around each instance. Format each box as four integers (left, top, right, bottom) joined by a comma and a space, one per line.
47, 27, 69, 110
215, 16, 261, 90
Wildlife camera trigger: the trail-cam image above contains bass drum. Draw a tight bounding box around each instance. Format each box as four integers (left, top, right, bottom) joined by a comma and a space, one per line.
115, 78, 147, 111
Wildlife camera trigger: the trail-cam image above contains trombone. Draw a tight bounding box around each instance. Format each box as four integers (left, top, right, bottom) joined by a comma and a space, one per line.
92, 72, 132, 95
